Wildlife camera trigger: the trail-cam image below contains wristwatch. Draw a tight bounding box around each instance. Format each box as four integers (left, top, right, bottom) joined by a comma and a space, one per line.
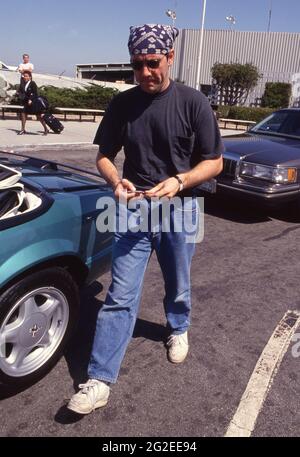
174, 175, 184, 192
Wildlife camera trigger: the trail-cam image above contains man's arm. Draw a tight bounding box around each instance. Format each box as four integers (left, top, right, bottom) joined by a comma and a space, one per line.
178, 155, 223, 189
96, 151, 139, 199
145, 155, 223, 198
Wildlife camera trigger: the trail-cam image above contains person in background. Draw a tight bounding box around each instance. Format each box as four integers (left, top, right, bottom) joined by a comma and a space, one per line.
17, 53, 34, 74
67, 24, 223, 415
17, 53, 34, 90
18, 70, 48, 135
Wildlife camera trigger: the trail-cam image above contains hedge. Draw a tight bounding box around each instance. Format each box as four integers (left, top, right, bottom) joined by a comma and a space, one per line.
217, 105, 274, 122
261, 82, 291, 109
11, 83, 119, 111
10, 82, 277, 124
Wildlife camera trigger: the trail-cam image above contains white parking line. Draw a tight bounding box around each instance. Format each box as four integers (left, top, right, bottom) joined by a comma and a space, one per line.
225, 309, 300, 437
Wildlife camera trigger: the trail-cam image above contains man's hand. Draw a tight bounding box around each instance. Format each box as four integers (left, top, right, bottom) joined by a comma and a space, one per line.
144, 177, 180, 199
144, 155, 223, 199
114, 179, 144, 201
96, 153, 143, 201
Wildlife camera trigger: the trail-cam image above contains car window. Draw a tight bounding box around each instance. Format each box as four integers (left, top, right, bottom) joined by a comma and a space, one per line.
279, 112, 300, 136
253, 112, 288, 132
252, 111, 300, 137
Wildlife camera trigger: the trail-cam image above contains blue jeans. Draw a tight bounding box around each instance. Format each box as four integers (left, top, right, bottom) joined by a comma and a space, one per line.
88, 197, 199, 383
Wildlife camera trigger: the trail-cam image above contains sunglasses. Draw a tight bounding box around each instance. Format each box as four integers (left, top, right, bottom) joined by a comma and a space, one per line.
131, 58, 165, 71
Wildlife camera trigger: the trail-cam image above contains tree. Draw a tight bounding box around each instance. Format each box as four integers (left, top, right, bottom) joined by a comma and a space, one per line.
261, 82, 291, 109
211, 62, 261, 106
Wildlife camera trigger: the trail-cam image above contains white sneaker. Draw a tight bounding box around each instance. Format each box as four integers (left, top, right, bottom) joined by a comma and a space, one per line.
167, 331, 189, 363
67, 379, 110, 414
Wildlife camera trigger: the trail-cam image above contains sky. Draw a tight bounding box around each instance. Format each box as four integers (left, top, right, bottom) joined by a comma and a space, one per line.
1, 0, 300, 77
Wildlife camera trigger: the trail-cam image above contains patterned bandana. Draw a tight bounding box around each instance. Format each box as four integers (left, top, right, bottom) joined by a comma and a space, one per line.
128, 24, 179, 56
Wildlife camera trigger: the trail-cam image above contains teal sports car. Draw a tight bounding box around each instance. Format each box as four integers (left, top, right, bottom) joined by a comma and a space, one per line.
0, 151, 113, 386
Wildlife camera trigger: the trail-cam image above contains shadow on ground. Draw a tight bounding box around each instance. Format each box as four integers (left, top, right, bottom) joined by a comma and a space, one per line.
201, 194, 300, 224
55, 281, 167, 425
64, 281, 167, 389
7, 129, 41, 136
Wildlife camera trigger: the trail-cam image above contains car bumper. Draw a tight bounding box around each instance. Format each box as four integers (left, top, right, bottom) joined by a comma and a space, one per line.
216, 181, 300, 207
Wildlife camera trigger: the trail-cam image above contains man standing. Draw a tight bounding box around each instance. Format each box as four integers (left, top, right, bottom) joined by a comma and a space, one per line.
17, 54, 34, 91
17, 53, 34, 75
68, 24, 223, 415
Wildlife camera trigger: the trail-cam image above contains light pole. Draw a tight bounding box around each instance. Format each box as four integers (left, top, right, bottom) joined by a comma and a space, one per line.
195, 0, 207, 91
166, 9, 176, 27
267, 0, 273, 32
225, 15, 236, 30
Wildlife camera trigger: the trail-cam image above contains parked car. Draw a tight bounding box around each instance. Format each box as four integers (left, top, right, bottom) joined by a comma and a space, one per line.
0, 151, 113, 386
203, 109, 300, 208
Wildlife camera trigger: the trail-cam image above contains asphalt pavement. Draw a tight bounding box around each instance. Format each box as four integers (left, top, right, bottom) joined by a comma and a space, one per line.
0, 120, 299, 438
0, 117, 240, 152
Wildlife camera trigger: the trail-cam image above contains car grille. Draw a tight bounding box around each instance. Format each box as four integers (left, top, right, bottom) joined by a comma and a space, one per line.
221, 158, 238, 178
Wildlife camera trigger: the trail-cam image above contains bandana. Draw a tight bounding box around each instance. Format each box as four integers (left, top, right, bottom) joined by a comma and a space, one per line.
128, 24, 179, 56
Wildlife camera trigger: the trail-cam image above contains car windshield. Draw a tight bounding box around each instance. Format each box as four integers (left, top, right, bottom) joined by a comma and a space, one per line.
251, 111, 300, 138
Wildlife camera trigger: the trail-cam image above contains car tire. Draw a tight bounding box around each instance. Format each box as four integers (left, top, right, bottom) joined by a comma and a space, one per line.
0, 267, 79, 386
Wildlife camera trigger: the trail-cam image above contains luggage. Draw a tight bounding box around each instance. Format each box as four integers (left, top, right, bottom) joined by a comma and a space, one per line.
38, 96, 49, 110
42, 113, 64, 133
32, 96, 49, 113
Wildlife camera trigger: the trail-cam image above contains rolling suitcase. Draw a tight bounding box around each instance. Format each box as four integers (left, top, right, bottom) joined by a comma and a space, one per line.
42, 113, 64, 134
32, 96, 49, 114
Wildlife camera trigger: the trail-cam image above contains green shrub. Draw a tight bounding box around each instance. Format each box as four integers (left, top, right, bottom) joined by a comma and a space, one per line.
216, 105, 230, 118
261, 82, 291, 109
10, 83, 119, 111
9, 85, 22, 105
211, 62, 261, 106
217, 105, 274, 122
39, 85, 118, 111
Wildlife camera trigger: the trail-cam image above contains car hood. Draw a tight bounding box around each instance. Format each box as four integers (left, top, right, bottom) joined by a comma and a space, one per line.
223, 133, 300, 167
0, 156, 109, 192
21, 170, 105, 191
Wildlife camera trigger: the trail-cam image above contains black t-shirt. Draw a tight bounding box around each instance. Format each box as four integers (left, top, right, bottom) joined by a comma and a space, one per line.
94, 80, 224, 190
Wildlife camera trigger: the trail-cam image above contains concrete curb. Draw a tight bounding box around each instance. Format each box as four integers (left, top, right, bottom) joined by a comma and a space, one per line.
0, 142, 98, 152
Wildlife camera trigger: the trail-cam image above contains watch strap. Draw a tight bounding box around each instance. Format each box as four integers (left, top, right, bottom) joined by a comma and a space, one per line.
174, 175, 184, 192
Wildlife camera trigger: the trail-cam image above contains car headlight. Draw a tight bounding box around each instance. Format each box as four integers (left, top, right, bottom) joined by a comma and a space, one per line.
239, 162, 297, 183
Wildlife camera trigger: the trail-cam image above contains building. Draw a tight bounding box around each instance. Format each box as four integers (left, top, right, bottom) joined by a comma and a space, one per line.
75, 30, 300, 106
170, 29, 300, 106
76, 62, 134, 84
0, 59, 134, 93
